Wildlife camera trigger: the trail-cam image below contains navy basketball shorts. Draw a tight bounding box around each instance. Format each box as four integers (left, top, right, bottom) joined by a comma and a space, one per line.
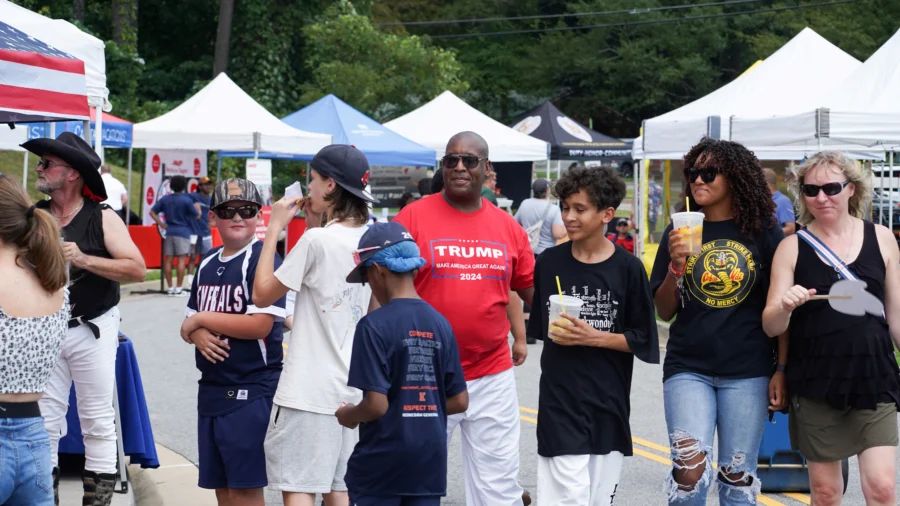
198, 396, 273, 489
349, 492, 441, 506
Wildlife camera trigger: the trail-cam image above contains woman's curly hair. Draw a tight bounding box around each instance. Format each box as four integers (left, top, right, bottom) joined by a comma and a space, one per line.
682, 137, 775, 239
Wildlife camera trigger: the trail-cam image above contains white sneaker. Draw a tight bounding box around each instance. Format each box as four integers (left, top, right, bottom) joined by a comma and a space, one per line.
173, 288, 189, 297
167, 287, 175, 296
186, 274, 194, 284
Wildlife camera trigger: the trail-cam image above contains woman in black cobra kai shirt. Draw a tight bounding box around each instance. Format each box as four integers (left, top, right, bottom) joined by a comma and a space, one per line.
650, 138, 786, 505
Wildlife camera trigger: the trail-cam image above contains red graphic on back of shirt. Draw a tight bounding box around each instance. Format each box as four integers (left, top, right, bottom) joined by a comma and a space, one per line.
394, 195, 535, 380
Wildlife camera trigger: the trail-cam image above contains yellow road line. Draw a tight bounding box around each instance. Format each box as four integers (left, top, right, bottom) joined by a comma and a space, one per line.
519, 406, 801, 506
784, 493, 811, 504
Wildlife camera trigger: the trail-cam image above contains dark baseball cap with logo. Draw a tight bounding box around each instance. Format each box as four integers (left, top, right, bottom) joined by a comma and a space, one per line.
210, 178, 265, 209
346, 222, 417, 284
198, 176, 213, 185
311, 144, 379, 204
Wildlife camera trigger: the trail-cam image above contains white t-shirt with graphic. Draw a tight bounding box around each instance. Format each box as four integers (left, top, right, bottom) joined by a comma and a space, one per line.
273, 222, 371, 414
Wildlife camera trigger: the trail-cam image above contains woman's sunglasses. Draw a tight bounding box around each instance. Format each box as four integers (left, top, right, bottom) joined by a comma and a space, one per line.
800, 180, 851, 198
684, 166, 722, 184
213, 205, 259, 220
441, 154, 488, 170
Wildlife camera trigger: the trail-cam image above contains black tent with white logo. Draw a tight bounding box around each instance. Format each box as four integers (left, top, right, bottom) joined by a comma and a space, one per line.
510, 102, 631, 162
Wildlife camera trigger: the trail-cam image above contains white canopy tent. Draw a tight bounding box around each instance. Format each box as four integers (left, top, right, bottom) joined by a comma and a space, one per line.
384, 91, 549, 162
731, 28, 900, 149
133, 73, 331, 155
641, 28, 863, 160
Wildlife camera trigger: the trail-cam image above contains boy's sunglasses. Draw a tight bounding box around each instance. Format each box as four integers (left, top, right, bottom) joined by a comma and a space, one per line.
441, 154, 488, 170
352, 246, 382, 266
213, 205, 259, 220
684, 166, 722, 184
800, 180, 851, 198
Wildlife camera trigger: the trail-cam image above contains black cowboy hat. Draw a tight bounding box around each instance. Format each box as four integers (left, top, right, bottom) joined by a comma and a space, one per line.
21, 132, 107, 201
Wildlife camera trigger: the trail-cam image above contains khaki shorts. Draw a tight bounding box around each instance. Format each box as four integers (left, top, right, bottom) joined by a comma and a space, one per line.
789, 395, 898, 462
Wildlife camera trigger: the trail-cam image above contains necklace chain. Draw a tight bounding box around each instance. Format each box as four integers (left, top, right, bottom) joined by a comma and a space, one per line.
53, 201, 84, 221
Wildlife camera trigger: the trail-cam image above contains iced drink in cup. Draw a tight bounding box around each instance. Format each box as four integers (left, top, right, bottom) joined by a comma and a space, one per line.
548, 295, 584, 340
672, 211, 704, 256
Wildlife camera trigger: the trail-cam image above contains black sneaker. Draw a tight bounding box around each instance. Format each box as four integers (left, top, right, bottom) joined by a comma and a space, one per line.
526, 336, 537, 345
82, 471, 116, 506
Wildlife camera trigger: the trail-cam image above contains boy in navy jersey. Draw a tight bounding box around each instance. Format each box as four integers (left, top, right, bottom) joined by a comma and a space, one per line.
180, 178, 286, 506
337, 222, 469, 506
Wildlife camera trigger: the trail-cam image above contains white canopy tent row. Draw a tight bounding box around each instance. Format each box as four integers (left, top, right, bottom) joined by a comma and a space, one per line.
384, 91, 550, 163
132, 72, 332, 185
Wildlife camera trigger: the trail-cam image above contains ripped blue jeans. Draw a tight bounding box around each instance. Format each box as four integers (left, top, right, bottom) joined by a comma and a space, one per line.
663, 373, 768, 505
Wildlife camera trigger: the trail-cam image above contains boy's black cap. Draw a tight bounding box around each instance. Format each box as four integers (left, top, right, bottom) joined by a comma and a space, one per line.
532, 178, 550, 195
616, 218, 629, 226
311, 145, 379, 204
346, 222, 416, 284
210, 178, 264, 209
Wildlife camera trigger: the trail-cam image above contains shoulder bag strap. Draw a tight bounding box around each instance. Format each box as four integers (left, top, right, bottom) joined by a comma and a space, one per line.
796, 228, 859, 281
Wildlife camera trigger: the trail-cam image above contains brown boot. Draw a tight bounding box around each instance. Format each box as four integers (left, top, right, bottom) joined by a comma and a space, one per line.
52, 467, 60, 506
82, 470, 116, 506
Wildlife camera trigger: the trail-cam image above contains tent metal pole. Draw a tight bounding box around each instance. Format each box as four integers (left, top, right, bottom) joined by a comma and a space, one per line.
890, 151, 895, 229
126, 148, 133, 226
95, 105, 104, 162
22, 151, 29, 189
217, 155, 222, 181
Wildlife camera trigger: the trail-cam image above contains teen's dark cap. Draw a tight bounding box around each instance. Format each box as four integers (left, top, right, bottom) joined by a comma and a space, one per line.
311, 144, 379, 204
198, 176, 213, 185
616, 218, 629, 226
532, 178, 550, 195
346, 222, 416, 284
210, 178, 264, 209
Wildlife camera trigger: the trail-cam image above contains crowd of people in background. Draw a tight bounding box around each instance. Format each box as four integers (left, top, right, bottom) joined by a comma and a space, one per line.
2, 129, 897, 506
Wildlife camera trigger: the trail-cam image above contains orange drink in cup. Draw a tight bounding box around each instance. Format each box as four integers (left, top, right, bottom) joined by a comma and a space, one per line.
548, 295, 584, 340
672, 212, 704, 256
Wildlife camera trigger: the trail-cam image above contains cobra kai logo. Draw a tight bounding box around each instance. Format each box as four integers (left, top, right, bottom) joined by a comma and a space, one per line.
685, 239, 756, 308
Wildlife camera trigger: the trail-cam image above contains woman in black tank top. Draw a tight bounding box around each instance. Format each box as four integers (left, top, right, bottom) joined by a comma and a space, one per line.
763, 151, 900, 505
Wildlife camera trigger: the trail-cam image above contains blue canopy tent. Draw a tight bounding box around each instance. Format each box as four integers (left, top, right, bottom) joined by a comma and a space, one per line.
220, 94, 435, 166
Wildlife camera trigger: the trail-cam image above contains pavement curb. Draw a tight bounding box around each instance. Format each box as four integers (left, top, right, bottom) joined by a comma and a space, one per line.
120, 280, 165, 298
131, 444, 216, 506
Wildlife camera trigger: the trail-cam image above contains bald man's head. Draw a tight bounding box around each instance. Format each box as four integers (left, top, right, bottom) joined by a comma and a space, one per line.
762, 168, 778, 193
447, 131, 489, 159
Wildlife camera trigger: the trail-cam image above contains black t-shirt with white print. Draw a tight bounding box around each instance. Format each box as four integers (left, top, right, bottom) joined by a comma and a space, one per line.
528, 243, 660, 457
650, 219, 784, 382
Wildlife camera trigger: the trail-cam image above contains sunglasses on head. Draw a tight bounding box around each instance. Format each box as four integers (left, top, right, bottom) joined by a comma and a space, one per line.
684, 166, 722, 184
213, 205, 259, 220
352, 246, 382, 266
800, 180, 850, 198
441, 154, 488, 170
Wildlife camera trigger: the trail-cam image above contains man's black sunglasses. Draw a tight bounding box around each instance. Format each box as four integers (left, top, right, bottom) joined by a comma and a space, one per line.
800, 180, 851, 198
684, 166, 722, 184
213, 205, 259, 220
442, 154, 487, 170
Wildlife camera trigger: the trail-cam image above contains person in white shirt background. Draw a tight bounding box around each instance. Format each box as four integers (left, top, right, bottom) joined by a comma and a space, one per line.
100, 164, 128, 213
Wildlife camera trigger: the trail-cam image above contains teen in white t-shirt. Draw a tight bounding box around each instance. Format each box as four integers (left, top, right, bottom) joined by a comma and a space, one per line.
250, 145, 378, 506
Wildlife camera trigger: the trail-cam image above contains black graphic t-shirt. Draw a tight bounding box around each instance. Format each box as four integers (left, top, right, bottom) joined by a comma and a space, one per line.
650, 219, 784, 381
528, 243, 659, 457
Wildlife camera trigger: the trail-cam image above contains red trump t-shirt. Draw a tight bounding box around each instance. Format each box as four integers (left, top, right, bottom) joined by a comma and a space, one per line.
394, 194, 535, 381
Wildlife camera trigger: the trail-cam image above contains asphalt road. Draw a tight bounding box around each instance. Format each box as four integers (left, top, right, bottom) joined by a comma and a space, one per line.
120, 294, 895, 505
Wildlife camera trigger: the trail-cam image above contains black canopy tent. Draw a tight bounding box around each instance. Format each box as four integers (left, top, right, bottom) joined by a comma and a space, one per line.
511, 101, 633, 177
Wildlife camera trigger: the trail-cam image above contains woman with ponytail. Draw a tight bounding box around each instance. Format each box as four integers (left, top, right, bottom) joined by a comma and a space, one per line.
0, 174, 69, 506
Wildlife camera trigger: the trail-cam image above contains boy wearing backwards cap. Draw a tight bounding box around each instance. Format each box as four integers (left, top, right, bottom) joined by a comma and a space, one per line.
251, 144, 378, 505
179, 178, 287, 506
338, 222, 469, 506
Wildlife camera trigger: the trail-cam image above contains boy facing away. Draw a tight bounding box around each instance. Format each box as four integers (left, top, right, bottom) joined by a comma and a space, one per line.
180, 178, 286, 506
337, 222, 469, 506
528, 166, 659, 505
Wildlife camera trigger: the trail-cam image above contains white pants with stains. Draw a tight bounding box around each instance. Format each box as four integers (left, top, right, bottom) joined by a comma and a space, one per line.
538, 452, 624, 505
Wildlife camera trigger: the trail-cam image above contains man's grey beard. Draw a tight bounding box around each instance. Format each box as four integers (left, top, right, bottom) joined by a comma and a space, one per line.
36, 178, 65, 195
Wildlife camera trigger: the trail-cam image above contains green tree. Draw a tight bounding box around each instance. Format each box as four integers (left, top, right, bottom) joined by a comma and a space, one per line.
300, 2, 469, 121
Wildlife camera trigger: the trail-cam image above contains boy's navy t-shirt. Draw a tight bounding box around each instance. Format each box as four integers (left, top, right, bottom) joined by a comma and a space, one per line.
185, 239, 286, 416
151, 192, 199, 239
345, 298, 467, 497
189, 192, 212, 237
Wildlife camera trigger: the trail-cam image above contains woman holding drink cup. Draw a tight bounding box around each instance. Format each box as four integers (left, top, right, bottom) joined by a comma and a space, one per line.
650, 138, 786, 505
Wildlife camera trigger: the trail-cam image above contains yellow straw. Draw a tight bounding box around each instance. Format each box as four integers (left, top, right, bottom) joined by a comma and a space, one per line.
685, 197, 690, 212
555, 276, 564, 304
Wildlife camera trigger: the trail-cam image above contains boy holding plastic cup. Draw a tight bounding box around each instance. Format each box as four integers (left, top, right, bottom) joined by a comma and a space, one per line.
526, 166, 659, 505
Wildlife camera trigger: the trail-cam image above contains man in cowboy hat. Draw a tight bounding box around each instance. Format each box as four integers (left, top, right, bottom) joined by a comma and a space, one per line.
21, 132, 146, 506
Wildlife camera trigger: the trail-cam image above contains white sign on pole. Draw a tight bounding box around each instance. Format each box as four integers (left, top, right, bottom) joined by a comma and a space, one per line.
246, 159, 273, 205
142, 149, 207, 225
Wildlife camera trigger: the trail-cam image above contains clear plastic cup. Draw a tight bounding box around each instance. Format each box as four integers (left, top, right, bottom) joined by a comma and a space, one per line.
672, 211, 704, 256
547, 295, 584, 340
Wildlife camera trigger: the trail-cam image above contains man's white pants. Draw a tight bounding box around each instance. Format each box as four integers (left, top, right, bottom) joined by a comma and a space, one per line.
40, 307, 120, 474
447, 368, 524, 506
537, 452, 624, 506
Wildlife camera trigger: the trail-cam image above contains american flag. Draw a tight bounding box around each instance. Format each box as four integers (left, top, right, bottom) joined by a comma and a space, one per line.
0, 19, 89, 122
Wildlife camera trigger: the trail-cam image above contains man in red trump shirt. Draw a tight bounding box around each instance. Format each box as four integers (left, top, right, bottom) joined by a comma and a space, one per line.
393, 131, 535, 506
